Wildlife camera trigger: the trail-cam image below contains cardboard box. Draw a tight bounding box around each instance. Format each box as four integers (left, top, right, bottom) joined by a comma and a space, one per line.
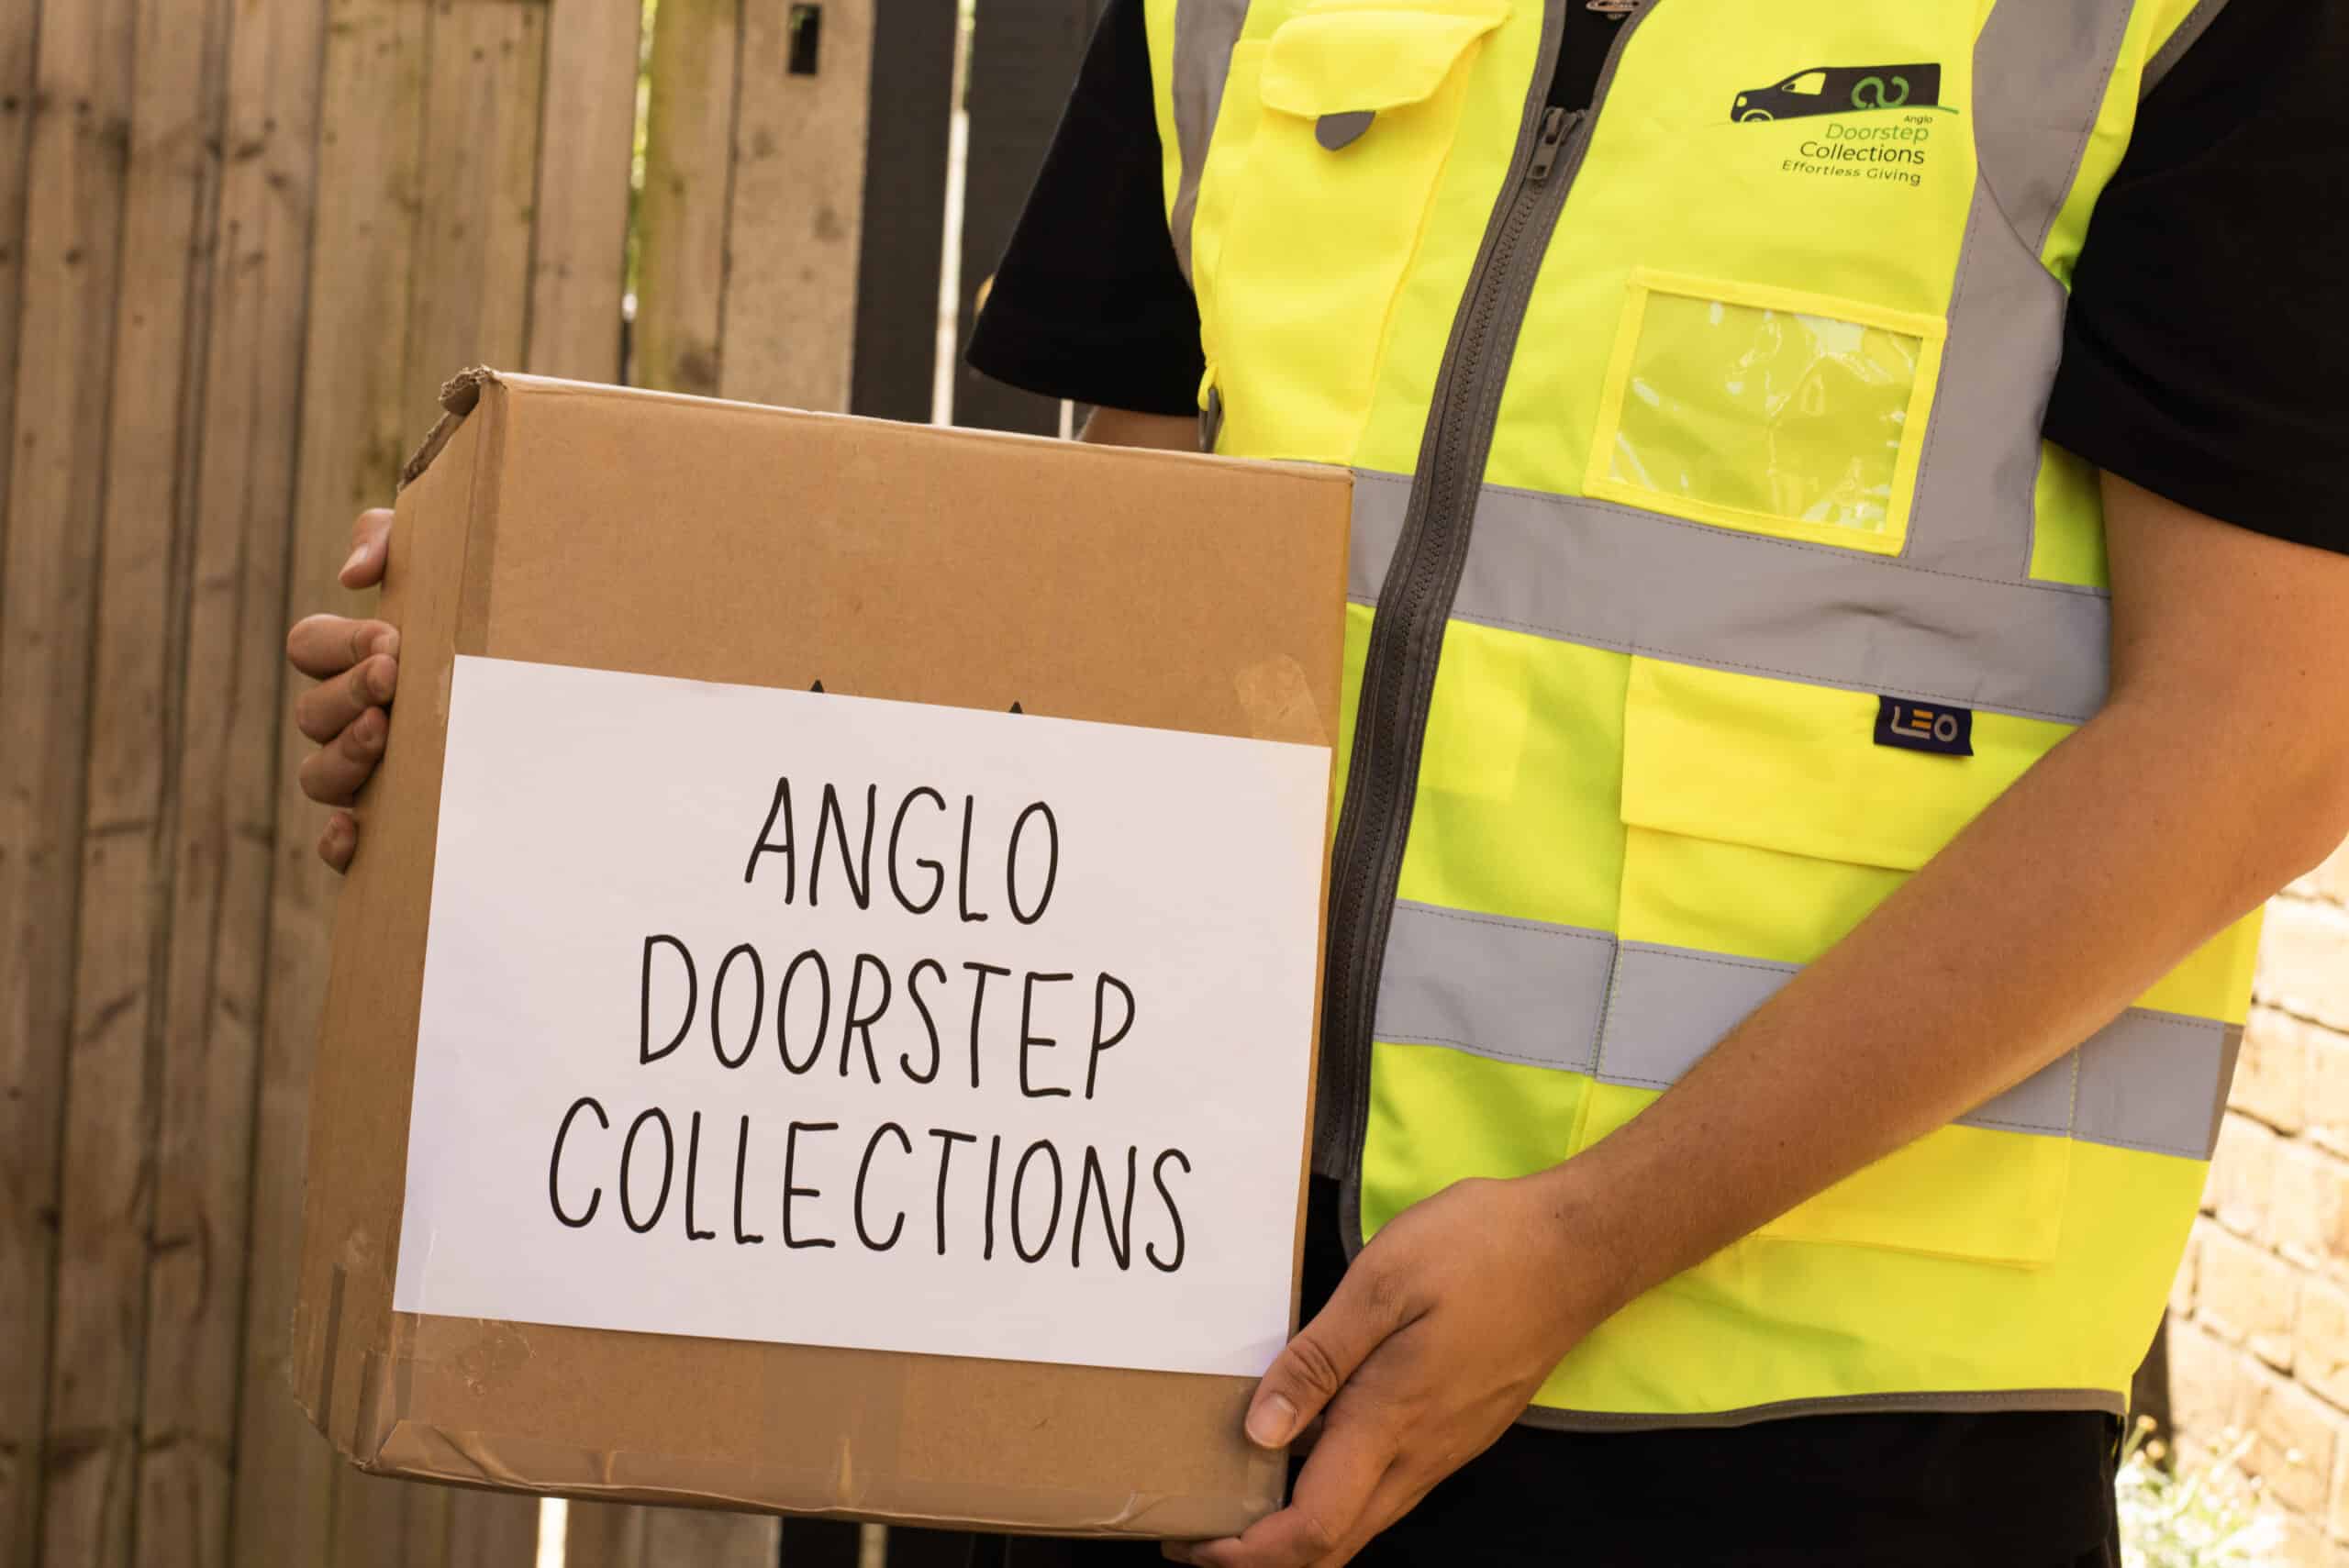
292, 370, 1351, 1538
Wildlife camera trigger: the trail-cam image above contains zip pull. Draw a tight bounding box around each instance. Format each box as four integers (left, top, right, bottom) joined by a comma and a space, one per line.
1527, 106, 1579, 183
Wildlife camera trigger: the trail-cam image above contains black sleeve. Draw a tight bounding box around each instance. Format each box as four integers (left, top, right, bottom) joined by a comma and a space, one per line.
963, 0, 1207, 417
2043, 0, 2349, 553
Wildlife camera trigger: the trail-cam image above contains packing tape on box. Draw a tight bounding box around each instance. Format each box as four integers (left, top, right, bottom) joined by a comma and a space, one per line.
367, 1417, 1230, 1534
311, 1248, 1280, 1534
363, 1318, 1275, 1532
1232, 654, 1329, 746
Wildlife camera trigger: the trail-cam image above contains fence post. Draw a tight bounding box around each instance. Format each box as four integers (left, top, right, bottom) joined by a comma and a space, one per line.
849, 0, 958, 423
721, 0, 875, 411
527, 0, 642, 384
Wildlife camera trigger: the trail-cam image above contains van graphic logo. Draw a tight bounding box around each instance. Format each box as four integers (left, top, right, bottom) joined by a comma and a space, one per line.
1731, 64, 1944, 122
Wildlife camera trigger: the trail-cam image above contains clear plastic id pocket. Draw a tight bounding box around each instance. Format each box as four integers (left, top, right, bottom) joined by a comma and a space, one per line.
1586, 272, 1946, 556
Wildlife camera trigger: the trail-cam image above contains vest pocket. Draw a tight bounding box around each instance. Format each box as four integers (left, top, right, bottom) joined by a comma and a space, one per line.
1585, 271, 1947, 557
1590, 656, 2074, 1267
1203, 0, 1508, 458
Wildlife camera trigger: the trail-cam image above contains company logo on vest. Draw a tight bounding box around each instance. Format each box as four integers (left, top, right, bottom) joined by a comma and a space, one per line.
1731, 62, 1959, 193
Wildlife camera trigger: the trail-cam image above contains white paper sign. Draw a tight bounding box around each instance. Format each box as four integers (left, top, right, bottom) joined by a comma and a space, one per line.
393, 655, 1330, 1378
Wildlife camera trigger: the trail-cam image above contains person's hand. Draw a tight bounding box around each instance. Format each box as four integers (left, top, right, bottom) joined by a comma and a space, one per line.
1168, 1171, 1623, 1568
286, 507, 399, 872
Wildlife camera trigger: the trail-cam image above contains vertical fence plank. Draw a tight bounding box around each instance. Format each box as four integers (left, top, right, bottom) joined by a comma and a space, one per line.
525, 0, 640, 383
233, 0, 430, 1556
0, 0, 45, 1551
327, 1470, 451, 1568
39, 0, 234, 1559
0, 0, 139, 1553
373, 0, 552, 1555
951, 0, 1095, 434
402, 0, 546, 424
568, 1502, 792, 1568
443, 1483, 540, 1568
136, 0, 331, 1561
847, 0, 955, 424
0, 0, 35, 525
634, 0, 739, 395
562, 1499, 647, 1568
645, 1506, 782, 1567
718, 0, 872, 410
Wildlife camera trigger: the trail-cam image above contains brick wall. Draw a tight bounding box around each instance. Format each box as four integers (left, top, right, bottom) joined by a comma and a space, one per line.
2166, 839, 2349, 1564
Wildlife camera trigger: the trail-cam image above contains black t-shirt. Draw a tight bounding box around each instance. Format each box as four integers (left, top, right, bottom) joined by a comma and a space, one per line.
968, 3, 2346, 1564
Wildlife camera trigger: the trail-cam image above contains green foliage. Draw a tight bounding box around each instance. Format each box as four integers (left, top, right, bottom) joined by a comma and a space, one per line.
2118, 1420, 2282, 1568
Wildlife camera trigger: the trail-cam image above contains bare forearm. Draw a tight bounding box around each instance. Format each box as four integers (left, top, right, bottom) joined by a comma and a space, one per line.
1079, 406, 1197, 450
1547, 479, 2349, 1315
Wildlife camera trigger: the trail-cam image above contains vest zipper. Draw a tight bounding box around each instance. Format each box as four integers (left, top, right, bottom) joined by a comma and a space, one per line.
1323, 0, 1663, 1246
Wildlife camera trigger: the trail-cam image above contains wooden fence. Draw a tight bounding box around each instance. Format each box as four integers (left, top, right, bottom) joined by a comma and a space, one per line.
0, 0, 1105, 1562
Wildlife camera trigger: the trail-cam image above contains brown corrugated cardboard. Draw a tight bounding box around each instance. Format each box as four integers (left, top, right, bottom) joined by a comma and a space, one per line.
292, 370, 1351, 1538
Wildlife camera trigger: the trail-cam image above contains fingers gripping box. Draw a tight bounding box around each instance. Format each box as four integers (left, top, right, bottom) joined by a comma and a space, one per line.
292, 370, 1350, 1537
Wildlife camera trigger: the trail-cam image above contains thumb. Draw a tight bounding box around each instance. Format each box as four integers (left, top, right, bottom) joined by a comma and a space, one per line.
342, 508, 394, 589
1245, 1263, 1404, 1450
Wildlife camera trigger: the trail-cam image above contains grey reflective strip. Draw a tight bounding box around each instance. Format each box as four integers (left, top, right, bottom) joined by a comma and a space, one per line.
1601, 944, 2092, 1129
2078, 1016, 2243, 1160
1348, 471, 2113, 725
1519, 1386, 2126, 1432
1168, 0, 1250, 284
1600, 940, 2234, 1159
2143, 0, 2232, 98
1903, 0, 2139, 581
1375, 899, 1612, 1072
2210, 1023, 2244, 1156
1374, 903, 2235, 1160
1973, 0, 2135, 255
1605, 940, 2081, 1139
1903, 194, 2069, 581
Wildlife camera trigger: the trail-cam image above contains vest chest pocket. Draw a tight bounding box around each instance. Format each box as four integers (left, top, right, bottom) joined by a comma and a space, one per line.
1201, 0, 1508, 460
1585, 657, 2076, 1268
1586, 272, 1947, 557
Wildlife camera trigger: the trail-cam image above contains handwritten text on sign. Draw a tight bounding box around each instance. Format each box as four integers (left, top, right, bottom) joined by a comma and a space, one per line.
392, 656, 1330, 1378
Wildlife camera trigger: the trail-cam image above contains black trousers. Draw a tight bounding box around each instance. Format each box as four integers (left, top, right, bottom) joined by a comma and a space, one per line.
975, 1435, 2122, 1568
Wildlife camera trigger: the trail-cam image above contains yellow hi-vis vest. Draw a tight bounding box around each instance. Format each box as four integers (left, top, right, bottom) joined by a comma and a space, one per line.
1143, 0, 2260, 1427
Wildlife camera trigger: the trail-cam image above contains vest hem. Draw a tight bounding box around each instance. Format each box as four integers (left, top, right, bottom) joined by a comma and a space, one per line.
1517, 1387, 2127, 1432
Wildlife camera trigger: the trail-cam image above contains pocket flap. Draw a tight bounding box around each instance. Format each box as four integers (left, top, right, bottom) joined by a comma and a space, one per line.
1260, 1, 1510, 119
1621, 658, 2071, 873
